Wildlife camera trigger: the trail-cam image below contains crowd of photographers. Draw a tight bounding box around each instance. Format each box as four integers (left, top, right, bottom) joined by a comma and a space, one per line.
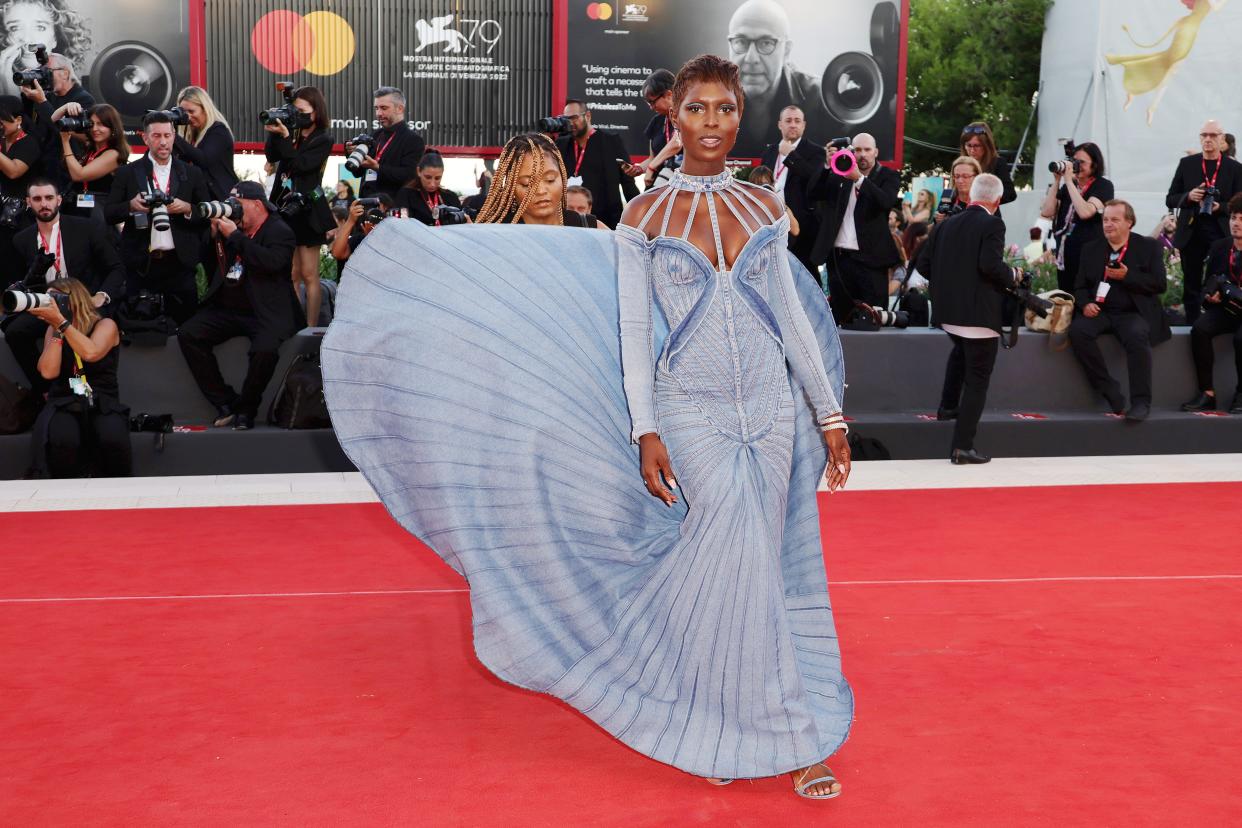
1, 49, 1241, 475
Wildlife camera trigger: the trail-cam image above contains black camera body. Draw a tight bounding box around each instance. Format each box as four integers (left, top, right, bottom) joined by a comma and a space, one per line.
1007, 269, 1054, 319
11, 43, 51, 88
259, 104, 311, 129
827, 136, 851, 150
278, 190, 309, 218
56, 116, 92, 133
344, 133, 373, 175
0, 195, 27, 229
145, 105, 190, 127
1048, 138, 1082, 176
1199, 186, 1220, 217
536, 115, 574, 135
434, 204, 470, 226
133, 189, 173, 233
1206, 273, 1242, 315
141, 189, 173, 209
196, 197, 243, 221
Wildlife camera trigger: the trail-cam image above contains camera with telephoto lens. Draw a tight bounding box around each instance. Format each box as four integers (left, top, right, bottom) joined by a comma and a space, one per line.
344, 133, 373, 175
196, 197, 242, 221
1205, 273, 1242, 315
536, 115, 574, 135
847, 301, 908, 330
1199, 185, 1220, 217
134, 189, 173, 233
144, 106, 190, 127
1048, 138, 1082, 176
11, 43, 51, 88
0, 195, 27, 228
56, 115, 91, 132
433, 204, 470, 225
3, 276, 70, 318
1006, 269, 1054, 319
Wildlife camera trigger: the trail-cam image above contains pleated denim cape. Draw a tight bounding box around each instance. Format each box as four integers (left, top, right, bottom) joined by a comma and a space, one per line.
322, 220, 853, 778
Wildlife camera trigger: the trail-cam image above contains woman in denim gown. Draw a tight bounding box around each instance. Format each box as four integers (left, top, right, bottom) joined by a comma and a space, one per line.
321, 55, 853, 798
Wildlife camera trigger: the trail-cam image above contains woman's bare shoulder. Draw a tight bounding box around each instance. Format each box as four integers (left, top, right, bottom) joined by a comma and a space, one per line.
619, 189, 665, 229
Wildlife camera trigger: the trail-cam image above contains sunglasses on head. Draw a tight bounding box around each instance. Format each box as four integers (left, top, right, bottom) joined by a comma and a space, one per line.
961, 125, 988, 136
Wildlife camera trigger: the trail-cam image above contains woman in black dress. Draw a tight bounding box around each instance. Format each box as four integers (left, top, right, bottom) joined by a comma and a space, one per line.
265, 86, 332, 327
394, 151, 465, 225
1039, 141, 1112, 294
54, 102, 127, 221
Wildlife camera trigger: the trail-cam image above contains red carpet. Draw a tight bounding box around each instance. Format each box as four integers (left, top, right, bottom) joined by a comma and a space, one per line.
3, 483, 1241, 825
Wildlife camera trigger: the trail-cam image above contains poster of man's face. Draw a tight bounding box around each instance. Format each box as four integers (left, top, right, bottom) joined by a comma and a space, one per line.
567, 0, 905, 160
0, 0, 190, 128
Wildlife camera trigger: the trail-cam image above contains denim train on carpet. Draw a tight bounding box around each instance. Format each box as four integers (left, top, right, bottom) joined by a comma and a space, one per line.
321, 220, 853, 778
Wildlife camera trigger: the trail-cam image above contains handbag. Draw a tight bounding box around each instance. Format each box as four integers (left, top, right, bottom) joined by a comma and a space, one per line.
1024, 289, 1074, 351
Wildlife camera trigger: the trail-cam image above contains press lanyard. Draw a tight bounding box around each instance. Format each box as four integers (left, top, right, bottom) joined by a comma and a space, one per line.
37, 220, 64, 279
1110, 243, 1129, 266
149, 163, 171, 194
373, 131, 396, 162
774, 156, 788, 181
1202, 157, 1220, 189
422, 191, 442, 226
571, 130, 594, 177
81, 148, 104, 192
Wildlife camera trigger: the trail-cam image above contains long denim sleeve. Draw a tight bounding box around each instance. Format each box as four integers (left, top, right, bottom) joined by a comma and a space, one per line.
769, 250, 843, 423
616, 227, 658, 441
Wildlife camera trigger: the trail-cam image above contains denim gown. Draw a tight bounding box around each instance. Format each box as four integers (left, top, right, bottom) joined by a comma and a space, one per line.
321, 176, 853, 778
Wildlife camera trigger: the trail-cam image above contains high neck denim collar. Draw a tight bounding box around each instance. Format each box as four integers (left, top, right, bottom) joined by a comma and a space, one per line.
670, 169, 734, 192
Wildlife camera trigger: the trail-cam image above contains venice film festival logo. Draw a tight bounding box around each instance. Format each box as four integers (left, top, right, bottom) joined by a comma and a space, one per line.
250, 9, 356, 75
414, 14, 503, 54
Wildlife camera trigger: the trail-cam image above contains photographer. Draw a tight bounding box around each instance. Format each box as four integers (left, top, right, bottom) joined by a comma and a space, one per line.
1040, 141, 1113, 294
914, 173, 1019, 464
1068, 200, 1170, 422
173, 86, 238, 201
1182, 193, 1242, 414
263, 85, 331, 329
26, 277, 129, 478
331, 194, 391, 268
0, 94, 40, 281
1166, 120, 1242, 324
935, 156, 981, 221
394, 151, 467, 226
959, 122, 1016, 206
353, 86, 425, 201
53, 102, 126, 219
3, 177, 124, 395
177, 182, 300, 431
806, 132, 902, 324
17, 52, 93, 190
555, 100, 640, 229
104, 110, 209, 325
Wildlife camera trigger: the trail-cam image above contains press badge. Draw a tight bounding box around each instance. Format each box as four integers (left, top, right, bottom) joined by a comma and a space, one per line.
364, 168, 378, 182
567, 176, 584, 188
76, 193, 95, 209
68, 376, 93, 398
226, 261, 243, 281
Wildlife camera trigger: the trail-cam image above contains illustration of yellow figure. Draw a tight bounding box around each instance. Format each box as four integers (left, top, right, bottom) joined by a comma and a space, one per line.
1105, 0, 1229, 125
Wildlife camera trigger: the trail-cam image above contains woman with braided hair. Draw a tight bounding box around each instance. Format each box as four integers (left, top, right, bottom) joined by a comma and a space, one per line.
475, 132, 605, 228
321, 54, 850, 800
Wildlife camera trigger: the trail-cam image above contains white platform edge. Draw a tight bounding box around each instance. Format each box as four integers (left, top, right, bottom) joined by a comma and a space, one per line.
1, 455, 1240, 513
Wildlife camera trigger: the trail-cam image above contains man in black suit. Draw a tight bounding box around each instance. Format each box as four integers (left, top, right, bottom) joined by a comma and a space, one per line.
914, 173, 1018, 464
1181, 193, 1242, 414
104, 110, 209, 324
1165, 119, 1242, 324
807, 132, 902, 324
354, 86, 426, 201
2, 178, 125, 394
177, 181, 301, 431
760, 105, 823, 274
556, 99, 639, 229
1069, 200, 1170, 422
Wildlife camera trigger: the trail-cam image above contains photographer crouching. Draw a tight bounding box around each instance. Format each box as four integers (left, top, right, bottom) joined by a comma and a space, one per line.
2, 178, 124, 397
1182, 193, 1242, 414
10, 277, 129, 478
914, 173, 1021, 464
330, 194, 391, 269
104, 110, 209, 325
348, 86, 425, 201
177, 182, 301, 431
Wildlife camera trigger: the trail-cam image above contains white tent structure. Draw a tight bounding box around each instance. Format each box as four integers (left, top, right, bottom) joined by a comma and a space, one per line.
1007, 0, 1240, 243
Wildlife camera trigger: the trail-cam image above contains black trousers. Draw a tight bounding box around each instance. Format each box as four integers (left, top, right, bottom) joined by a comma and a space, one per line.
1178, 232, 1219, 325
1190, 305, 1242, 391
45, 408, 132, 478
1068, 310, 1153, 405
178, 306, 288, 417
940, 333, 999, 452
827, 249, 887, 325
2, 312, 49, 394
127, 253, 199, 325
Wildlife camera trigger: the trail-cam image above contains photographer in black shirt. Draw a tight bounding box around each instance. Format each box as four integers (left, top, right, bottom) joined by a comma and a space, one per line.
173, 86, 238, 201
1040, 141, 1113, 294
1166, 119, 1242, 324
1182, 193, 1242, 414
18, 52, 93, 191
352, 86, 425, 200
54, 102, 126, 219
0, 94, 40, 282
394, 151, 467, 225
331, 194, 391, 269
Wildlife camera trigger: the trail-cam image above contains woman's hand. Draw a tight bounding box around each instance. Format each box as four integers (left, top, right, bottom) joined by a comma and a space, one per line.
264, 122, 290, 139
28, 302, 66, 328
638, 432, 678, 506
823, 429, 851, 492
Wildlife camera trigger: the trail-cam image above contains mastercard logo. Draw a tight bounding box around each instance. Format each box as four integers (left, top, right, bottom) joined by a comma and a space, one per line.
586, 3, 613, 20
251, 10, 356, 76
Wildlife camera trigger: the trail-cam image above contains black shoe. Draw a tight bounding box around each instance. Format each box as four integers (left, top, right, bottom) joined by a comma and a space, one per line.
1180, 392, 1216, 412
1230, 393, 1242, 414
232, 413, 254, 431
950, 448, 991, 465
936, 407, 958, 421
1103, 388, 1125, 415
1125, 401, 1150, 422
212, 405, 235, 428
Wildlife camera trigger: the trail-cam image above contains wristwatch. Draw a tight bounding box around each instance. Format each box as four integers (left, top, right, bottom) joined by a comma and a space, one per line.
56, 319, 71, 335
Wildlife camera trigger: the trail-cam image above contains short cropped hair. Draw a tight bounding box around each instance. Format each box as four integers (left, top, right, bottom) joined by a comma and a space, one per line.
1229, 192, 1242, 216
373, 86, 406, 108
564, 98, 587, 112
141, 109, 173, 130
26, 177, 57, 195
1103, 199, 1136, 227
565, 185, 593, 206
671, 54, 745, 117
969, 173, 1004, 204
641, 69, 675, 100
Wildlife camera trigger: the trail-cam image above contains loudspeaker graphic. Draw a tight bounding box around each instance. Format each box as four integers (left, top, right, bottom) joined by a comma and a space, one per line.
88, 42, 177, 127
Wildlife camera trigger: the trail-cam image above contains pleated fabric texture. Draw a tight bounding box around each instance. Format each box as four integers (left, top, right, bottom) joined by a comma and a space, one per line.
321, 220, 853, 778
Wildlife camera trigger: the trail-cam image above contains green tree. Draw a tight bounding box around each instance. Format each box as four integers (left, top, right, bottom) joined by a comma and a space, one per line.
903, 0, 1052, 185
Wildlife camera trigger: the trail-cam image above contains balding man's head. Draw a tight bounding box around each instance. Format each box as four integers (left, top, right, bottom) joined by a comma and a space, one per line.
1201, 119, 1225, 157
727, 0, 792, 99
852, 133, 878, 172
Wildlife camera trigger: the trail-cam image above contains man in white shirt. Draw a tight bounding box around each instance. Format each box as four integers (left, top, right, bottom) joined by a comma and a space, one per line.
759, 105, 822, 273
